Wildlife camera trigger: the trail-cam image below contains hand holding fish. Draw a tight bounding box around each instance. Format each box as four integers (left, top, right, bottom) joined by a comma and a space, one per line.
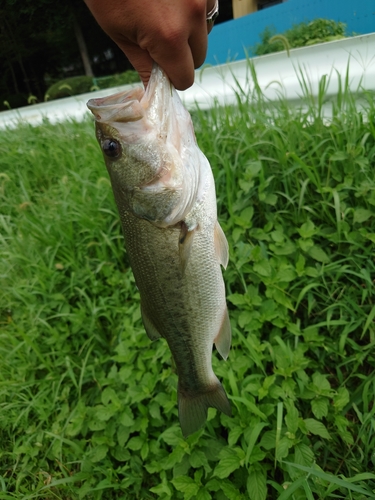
84, 0, 218, 90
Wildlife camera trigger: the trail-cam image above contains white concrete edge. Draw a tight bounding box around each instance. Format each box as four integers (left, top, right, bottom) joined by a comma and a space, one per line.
0, 32, 374, 130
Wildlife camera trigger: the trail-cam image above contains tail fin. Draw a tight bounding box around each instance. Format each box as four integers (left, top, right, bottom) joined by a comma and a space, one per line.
178, 380, 231, 437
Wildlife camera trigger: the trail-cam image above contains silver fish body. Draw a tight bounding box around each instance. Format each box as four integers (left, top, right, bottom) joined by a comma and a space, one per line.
87, 65, 231, 436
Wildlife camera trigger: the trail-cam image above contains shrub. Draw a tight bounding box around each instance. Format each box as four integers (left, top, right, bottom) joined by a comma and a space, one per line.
45, 75, 94, 100
95, 70, 140, 88
45, 70, 141, 100
252, 18, 348, 56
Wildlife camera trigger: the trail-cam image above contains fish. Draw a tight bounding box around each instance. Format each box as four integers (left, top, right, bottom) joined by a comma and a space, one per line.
87, 64, 231, 437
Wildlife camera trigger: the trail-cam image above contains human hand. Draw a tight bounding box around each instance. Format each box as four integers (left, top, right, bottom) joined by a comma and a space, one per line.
84, 0, 217, 90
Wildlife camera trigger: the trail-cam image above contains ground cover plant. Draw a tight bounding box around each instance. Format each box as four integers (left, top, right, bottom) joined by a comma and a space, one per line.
1, 69, 375, 499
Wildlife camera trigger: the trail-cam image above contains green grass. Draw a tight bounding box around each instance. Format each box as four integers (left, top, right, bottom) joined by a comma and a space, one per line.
1, 71, 375, 499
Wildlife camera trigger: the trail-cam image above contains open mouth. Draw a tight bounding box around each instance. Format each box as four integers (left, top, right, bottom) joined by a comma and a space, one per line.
87, 87, 145, 123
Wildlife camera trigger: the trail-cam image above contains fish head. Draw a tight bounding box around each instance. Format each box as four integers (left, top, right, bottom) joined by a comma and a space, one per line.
87, 85, 169, 191
87, 65, 210, 226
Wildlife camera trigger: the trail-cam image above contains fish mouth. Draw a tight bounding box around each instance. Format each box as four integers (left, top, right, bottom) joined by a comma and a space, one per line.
87, 86, 145, 124
87, 65, 174, 128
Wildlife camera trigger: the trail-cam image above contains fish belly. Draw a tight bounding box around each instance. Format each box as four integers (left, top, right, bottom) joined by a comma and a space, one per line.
120, 211, 231, 436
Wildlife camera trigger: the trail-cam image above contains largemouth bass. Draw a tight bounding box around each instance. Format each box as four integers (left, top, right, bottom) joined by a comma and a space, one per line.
87, 65, 231, 437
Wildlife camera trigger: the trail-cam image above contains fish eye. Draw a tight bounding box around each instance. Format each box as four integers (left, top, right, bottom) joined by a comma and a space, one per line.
102, 138, 121, 159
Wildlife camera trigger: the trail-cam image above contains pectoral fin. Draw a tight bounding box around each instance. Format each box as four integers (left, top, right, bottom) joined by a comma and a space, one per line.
141, 303, 162, 341
214, 221, 229, 269
214, 308, 232, 360
179, 222, 196, 274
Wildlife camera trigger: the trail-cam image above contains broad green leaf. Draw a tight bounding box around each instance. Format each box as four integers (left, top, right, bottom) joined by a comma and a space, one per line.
271, 240, 296, 255
330, 151, 347, 161
275, 268, 296, 283
264, 193, 278, 205
298, 219, 316, 239
196, 488, 212, 500
304, 418, 331, 439
65, 401, 86, 437
353, 207, 373, 224
227, 293, 248, 306
248, 446, 266, 464
161, 445, 185, 470
118, 409, 134, 427
127, 435, 144, 451
270, 229, 284, 243
240, 206, 255, 223
333, 387, 350, 411
253, 259, 272, 277
117, 425, 130, 447
93, 404, 117, 422
308, 245, 329, 263
141, 440, 149, 461
90, 444, 108, 463
294, 443, 314, 467
101, 387, 121, 407
295, 253, 305, 274
213, 448, 243, 479
285, 405, 299, 434
270, 288, 294, 311
172, 476, 200, 500
311, 398, 329, 419
276, 437, 290, 461
260, 430, 276, 450
245, 160, 262, 177
219, 480, 243, 500
173, 455, 191, 478
312, 372, 331, 392
150, 482, 172, 496
160, 426, 182, 446
189, 450, 211, 473
247, 468, 267, 500
111, 446, 131, 462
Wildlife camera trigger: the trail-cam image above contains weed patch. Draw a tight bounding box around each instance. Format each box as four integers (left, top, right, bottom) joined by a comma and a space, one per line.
1, 78, 375, 498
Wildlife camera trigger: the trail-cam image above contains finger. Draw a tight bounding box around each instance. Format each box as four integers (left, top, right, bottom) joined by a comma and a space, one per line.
187, 8, 209, 69
115, 40, 154, 88
148, 38, 196, 91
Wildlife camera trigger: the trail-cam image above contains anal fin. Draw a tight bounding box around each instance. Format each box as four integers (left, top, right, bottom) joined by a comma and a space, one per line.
141, 303, 162, 341
214, 221, 229, 269
214, 308, 231, 360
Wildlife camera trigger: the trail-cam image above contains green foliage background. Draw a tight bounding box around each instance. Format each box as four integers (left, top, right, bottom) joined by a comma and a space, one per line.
1, 71, 375, 498
252, 19, 348, 56
45, 71, 141, 101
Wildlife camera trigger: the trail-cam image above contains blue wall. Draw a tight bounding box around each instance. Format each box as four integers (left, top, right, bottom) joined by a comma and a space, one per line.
206, 0, 375, 64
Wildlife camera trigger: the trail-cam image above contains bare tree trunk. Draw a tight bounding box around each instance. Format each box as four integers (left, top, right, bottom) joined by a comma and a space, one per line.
0, 21, 19, 93
6, 58, 19, 94
1, 18, 31, 94
72, 14, 94, 77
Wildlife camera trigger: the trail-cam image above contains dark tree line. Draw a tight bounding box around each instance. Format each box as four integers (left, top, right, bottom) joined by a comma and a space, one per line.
0, 0, 233, 111
0, 0, 134, 109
